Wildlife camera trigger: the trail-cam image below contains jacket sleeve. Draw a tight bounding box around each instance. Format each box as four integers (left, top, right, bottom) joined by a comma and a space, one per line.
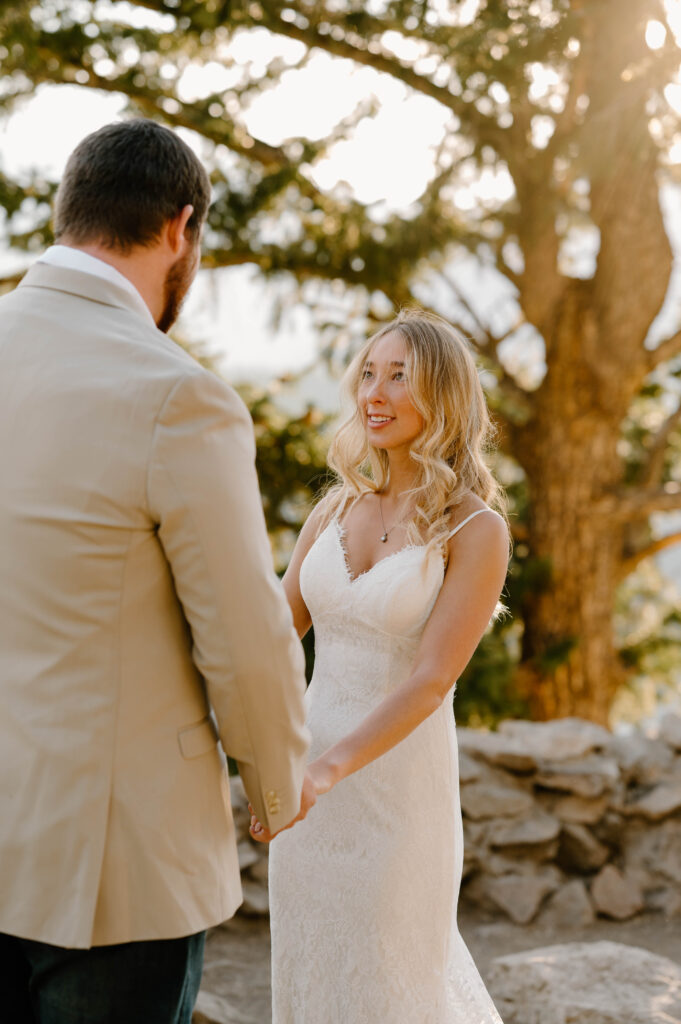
146, 367, 310, 832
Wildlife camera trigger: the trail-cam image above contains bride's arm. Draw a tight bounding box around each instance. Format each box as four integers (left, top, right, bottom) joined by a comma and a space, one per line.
308, 511, 509, 795
281, 498, 332, 639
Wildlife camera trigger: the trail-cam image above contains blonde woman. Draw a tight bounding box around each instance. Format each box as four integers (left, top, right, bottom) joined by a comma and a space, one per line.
255, 310, 509, 1022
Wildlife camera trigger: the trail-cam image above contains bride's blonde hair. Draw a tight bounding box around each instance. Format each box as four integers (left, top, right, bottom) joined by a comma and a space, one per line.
318, 309, 506, 556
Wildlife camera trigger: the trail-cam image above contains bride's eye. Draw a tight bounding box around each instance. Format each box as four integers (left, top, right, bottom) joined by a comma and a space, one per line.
361, 368, 373, 380
392, 370, 406, 382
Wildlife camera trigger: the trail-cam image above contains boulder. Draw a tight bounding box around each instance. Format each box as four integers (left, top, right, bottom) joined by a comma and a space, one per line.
229, 775, 251, 837
488, 941, 681, 1024
645, 885, 681, 918
609, 732, 674, 786
239, 878, 270, 917
549, 793, 609, 824
482, 870, 561, 924
537, 878, 595, 928
236, 840, 260, 872
622, 780, 681, 821
458, 750, 483, 783
592, 811, 625, 850
658, 710, 681, 751
590, 864, 644, 920
624, 818, 681, 886
557, 822, 610, 873
457, 728, 536, 772
461, 782, 535, 820
499, 717, 612, 761
247, 855, 269, 884
491, 811, 561, 849
534, 754, 619, 798
193, 990, 252, 1024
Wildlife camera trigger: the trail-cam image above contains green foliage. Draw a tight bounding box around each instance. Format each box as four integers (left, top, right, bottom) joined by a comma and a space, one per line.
237, 385, 332, 569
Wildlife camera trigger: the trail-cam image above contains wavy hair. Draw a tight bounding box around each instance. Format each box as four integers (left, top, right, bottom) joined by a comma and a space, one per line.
318, 308, 507, 557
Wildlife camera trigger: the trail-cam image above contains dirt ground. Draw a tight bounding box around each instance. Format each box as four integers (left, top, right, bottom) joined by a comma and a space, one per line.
199, 907, 681, 1024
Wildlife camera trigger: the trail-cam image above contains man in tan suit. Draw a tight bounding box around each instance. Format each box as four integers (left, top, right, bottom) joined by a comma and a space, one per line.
0, 118, 312, 1022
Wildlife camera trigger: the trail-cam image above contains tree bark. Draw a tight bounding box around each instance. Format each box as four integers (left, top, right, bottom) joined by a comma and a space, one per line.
514, 283, 628, 724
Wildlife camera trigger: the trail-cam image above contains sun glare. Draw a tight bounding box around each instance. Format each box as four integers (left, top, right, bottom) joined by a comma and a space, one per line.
646, 19, 668, 50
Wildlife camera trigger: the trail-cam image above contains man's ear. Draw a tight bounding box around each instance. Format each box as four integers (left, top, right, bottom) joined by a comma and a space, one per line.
165, 204, 194, 254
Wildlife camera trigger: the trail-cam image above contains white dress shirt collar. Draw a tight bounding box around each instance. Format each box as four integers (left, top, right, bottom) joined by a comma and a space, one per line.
38, 245, 155, 326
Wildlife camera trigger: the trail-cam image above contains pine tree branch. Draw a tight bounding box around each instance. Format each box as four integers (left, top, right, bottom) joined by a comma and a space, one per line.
621, 530, 681, 577
600, 485, 681, 519
639, 404, 681, 488
255, 7, 509, 157
647, 329, 681, 370
0, 270, 26, 293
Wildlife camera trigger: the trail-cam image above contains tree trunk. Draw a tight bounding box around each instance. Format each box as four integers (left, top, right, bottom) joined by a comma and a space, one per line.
514, 285, 628, 724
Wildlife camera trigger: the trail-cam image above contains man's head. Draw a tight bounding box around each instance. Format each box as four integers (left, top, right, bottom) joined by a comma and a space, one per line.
54, 119, 211, 331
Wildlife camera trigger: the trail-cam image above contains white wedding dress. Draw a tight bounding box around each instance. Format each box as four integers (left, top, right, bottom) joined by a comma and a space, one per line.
268, 509, 504, 1023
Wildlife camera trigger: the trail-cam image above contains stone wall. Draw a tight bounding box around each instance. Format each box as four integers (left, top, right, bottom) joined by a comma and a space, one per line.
458, 714, 681, 925
231, 713, 681, 926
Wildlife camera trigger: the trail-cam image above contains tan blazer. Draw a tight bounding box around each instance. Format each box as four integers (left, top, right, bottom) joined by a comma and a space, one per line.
0, 262, 310, 948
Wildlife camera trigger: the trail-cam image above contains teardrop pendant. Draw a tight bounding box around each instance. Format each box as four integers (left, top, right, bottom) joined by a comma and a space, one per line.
380, 532, 388, 543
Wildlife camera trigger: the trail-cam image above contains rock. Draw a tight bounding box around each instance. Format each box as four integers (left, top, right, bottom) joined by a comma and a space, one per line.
460, 782, 535, 820
538, 878, 595, 928
488, 940, 681, 1024
483, 871, 561, 924
535, 754, 619, 798
609, 732, 674, 786
590, 864, 644, 919
457, 728, 537, 772
239, 879, 270, 917
624, 818, 681, 886
482, 852, 550, 877
557, 823, 610, 873
458, 750, 483, 783
229, 775, 251, 836
491, 811, 561, 849
622, 780, 681, 821
236, 840, 260, 872
658, 710, 681, 751
247, 855, 270, 884
592, 811, 625, 850
550, 793, 610, 824
645, 885, 681, 918
193, 990, 252, 1024
499, 717, 612, 761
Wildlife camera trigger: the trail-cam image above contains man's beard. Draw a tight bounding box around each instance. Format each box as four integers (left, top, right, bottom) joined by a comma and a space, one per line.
156, 244, 198, 334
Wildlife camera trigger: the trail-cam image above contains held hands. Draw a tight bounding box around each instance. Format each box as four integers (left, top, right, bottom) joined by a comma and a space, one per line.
249, 757, 337, 843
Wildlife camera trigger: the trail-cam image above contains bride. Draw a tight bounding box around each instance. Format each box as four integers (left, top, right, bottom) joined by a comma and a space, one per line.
252, 309, 508, 1023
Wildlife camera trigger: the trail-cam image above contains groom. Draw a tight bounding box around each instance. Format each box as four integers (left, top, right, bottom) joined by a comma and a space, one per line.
0, 119, 313, 1022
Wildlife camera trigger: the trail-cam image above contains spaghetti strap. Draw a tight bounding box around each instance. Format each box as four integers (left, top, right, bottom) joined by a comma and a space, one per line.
447, 507, 496, 540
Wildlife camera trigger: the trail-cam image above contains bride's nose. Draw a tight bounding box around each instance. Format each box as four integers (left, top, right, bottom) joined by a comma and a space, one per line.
366, 377, 385, 402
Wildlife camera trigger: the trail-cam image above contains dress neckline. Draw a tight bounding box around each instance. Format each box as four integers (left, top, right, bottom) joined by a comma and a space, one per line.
333, 517, 425, 585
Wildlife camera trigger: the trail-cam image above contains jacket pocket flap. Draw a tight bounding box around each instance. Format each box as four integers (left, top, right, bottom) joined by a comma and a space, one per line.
178, 715, 219, 759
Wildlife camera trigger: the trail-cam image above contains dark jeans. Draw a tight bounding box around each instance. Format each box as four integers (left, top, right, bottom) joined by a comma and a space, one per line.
0, 930, 206, 1024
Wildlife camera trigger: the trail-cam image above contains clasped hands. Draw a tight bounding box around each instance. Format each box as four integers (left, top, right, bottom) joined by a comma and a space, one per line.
249, 758, 335, 843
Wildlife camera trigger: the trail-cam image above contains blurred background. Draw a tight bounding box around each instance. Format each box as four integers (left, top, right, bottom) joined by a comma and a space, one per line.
1, 0, 680, 729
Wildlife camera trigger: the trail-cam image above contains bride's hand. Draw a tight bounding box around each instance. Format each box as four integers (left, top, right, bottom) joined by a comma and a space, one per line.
307, 755, 338, 796
248, 771, 318, 843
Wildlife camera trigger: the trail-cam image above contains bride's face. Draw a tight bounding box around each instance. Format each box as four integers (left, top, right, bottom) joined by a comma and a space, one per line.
358, 332, 424, 453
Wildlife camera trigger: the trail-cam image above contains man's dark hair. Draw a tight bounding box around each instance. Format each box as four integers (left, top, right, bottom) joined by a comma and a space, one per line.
54, 118, 211, 251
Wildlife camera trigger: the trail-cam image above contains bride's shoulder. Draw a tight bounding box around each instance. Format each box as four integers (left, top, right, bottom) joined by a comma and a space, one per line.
445, 496, 509, 551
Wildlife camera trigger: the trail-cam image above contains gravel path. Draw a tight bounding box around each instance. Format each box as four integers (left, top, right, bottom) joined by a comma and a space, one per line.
197, 908, 681, 1023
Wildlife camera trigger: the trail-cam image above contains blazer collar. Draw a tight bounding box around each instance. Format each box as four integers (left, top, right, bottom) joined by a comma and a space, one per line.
18, 262, 156, 327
